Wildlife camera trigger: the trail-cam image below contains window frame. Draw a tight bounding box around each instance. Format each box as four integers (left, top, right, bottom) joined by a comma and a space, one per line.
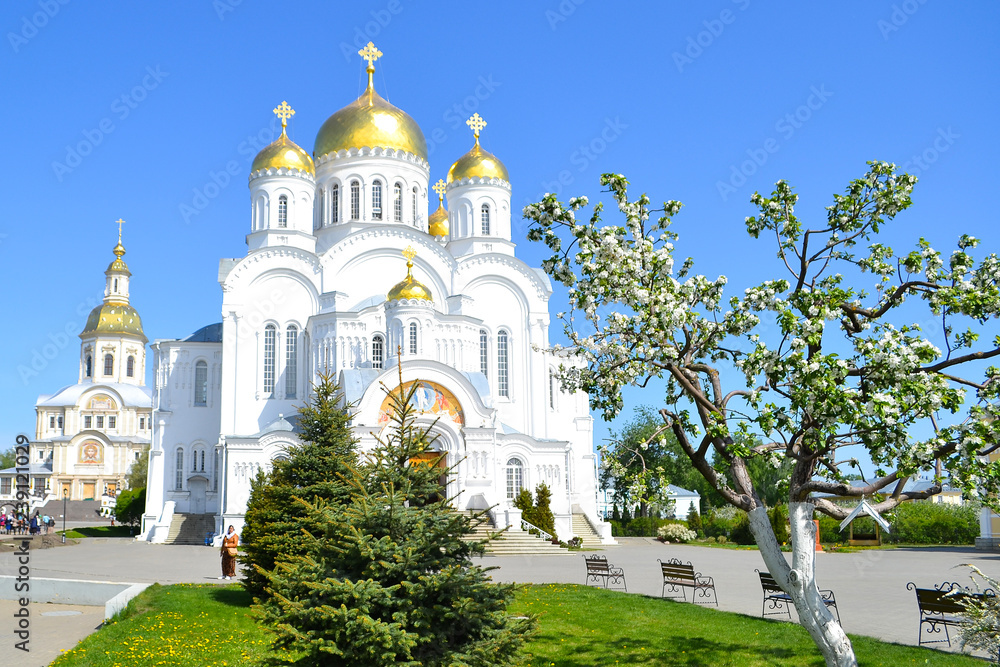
497, 330, 510, 398
409, 322, 418, 354
332, 183, 340, 223
263, 324, 277, 396
371, 179, 383, 220
194, 360, 208, 406
126, 355, 135, 377
506, 457, 525, 500
285, 325, 298, 399
277, 194, 288, 227
103, 353, 114, 376
372, 334, 384, 370
350, 180, 360, 220
481, 203, 491, 235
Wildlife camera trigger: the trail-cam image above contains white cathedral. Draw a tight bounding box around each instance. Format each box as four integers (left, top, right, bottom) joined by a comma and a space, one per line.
139, 44, 611, 545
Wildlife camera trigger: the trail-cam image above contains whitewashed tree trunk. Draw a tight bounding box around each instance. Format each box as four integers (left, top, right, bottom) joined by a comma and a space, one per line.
748, 504, 856, 667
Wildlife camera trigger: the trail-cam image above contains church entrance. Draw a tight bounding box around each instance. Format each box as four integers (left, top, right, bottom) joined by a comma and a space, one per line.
408, 450, 448, 502
82, 482, 95, 500
189, 478, 208, 514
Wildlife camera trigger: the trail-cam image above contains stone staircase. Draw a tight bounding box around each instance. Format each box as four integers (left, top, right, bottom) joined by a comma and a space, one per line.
460, 511, 565, 556
165, 513, 215, 545
571, 513, 604, 549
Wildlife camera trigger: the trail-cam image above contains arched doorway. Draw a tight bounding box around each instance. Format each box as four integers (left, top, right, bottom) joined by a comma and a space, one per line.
189, 477, 209, 514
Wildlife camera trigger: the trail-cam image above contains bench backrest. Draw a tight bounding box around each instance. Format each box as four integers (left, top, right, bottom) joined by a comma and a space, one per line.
914, 588, 977, 615
584, 555, 610, 573
757, 570, 784, 594
659, 559, 696, 582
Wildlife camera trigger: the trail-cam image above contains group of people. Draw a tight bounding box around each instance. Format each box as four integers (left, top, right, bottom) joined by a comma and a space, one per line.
2, 510, 54, 535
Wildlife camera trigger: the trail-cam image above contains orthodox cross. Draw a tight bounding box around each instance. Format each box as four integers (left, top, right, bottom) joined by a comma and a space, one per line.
432, 179, 446, 203
115, 218, 126, 244
466, 113, 487, 144
358, 41, 382, 70
273, 101, 294, 130
402, 245, 417, 262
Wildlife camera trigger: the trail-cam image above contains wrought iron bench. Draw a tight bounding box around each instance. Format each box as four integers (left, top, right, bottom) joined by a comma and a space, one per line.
756, 570, 840, 623
907, 581, 996, 647
658, 558, 718, 606
583, 554, 627, 591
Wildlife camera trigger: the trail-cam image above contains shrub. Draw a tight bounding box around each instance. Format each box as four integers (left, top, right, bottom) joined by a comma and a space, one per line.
686, 507, 702, 531
768, 505, 789, 544
716, 535, 727, 544
817, 514, 847, 544
658, 523, 697, 543
626, 516, 662, 537
532, 483, 556, 536
114, 486, 145, 528
730, 512, 755, 545
886, 501, 979, 544
957, 565, 1000, 662
513, 488, 534, 526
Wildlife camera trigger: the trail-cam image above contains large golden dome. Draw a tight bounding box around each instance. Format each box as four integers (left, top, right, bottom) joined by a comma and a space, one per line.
387, 246, 433, 302
252, 131, 315, 174
447, 113, 507, 183
81, 303, 147, 342
314, 49, 427, 162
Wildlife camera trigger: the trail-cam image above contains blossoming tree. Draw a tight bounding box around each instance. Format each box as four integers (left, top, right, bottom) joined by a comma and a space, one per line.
523, 163, 1000, 666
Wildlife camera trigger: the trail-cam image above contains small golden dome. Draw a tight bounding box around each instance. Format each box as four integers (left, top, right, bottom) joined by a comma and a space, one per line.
252, 132, 315, 175
81, 303, 147, 343
107, 242, 130, 275
387, 246, 433, 302
252, 101, 315, 175
314, 45, 426, 161
447, 114, 507, 183
428, 178, 448, 238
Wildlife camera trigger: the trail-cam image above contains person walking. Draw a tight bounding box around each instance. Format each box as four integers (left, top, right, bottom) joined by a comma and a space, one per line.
220, 525, 239, 580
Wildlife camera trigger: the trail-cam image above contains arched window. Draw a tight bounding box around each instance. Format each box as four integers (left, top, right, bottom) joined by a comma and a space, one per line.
194, 360, 208, 406
409, 322, 418, 354
549, 370, 556, 409
506, 457, 524, 499
316, 188, 324, 229
350, 180, 360, 220
285, 325, 298, 399
479, 329, 489, 378
126, 356, 135, 378
412, 186, 418, 225
332, 184, 340, 223
103, 354, 114, 376
263, 324, 276, 396
497, 330, 509, 397
481, 204, 491, 235
85, 355, 92, 378
393, 182, 403, 222
371, 179, 383, 220
175, 449, 184, 490
372, 334, 384, 370
199, 449, 205, 472
213, 450, 219, 491
277, 195, 288, 227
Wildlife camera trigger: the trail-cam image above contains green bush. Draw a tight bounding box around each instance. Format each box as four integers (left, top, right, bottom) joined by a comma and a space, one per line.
817, 514, 847, 544
686, 507, 702, 531
768, 505, 790, 544
730, 512, 755, 545
532, 483, 556, 536
114, 486, 145, 528
887, 501, 979, 544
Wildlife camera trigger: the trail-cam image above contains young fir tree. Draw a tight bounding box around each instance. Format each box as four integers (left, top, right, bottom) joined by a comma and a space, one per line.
240, 373, 358, 600
532, 483, 556, 536
258, 374, 533, 667
513, 488, 534, 526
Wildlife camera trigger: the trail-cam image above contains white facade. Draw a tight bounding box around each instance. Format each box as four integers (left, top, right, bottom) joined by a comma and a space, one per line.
140, 50, 610, 544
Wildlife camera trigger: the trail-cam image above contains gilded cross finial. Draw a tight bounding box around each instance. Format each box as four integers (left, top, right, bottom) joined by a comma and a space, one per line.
466, 113, 487, 145
432, 179, 446, 202
402, 245, 417, 263
273, 101, 294, 132
358, 41, 382, 71
115, 218, 126, 244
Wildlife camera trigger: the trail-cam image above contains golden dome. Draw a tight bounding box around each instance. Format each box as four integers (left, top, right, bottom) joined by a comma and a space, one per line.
428, 178, 448, 238
81, 303, 147, 343
387, 246, 433, 302
314, 45, 427, 161
107, 242, 130, 275
252, 131, 315, 174
252, 101, 315, 175
447, 114, 507, 183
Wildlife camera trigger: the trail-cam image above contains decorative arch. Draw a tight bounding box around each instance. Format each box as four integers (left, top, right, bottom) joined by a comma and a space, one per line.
377, 380, 465, 427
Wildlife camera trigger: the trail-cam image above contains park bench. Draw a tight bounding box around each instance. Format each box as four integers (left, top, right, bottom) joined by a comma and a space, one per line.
583, 554, 627, 591
756, 570, 840, 623
658, 558, 718, 606
906, 581, 996, 647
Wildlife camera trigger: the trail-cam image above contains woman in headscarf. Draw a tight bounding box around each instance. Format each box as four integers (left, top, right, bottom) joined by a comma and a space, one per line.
220, 525, 239, 580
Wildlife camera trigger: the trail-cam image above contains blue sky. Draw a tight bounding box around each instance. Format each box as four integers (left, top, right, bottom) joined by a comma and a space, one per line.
2, 1, 998, 474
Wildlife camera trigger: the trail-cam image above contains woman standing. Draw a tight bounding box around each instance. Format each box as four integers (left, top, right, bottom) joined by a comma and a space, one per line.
220, 525, 239, 580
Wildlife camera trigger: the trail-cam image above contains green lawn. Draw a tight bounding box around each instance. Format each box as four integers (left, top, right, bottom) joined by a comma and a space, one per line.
51, 582, 980, 666
57, 525, 135, 538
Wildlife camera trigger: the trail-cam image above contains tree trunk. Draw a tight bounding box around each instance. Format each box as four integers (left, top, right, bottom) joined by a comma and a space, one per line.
748, 504, 856, 667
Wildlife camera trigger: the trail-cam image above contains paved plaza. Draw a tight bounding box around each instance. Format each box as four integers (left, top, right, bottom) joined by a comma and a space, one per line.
2, 536, 999, 665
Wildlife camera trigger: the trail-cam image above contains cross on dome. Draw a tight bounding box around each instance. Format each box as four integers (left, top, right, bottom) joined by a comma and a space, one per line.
358, 41, 382, 70
273, 101, 295, 130
115, 218, 126, 244
402, 245, 417, 263
466, 113, 487, 145
432, 179, 446, 201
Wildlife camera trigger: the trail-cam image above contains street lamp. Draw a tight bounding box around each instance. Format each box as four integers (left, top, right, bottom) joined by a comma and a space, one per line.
62, 488, 68, 543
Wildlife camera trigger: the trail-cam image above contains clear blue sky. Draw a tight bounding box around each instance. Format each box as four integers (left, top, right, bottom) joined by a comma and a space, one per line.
2, 2, 998, 475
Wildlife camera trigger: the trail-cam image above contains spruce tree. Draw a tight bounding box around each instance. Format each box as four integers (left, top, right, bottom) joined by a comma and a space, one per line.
532, 483, 556, 536
258, 372, 533, 666
241, 373, 358, 600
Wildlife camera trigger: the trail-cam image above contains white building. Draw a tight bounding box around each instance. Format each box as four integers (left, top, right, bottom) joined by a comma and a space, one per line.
140, 45, 611, 545
23, 232, 153, 504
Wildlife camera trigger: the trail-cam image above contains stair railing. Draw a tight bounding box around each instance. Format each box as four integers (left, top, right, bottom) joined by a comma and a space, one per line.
520, 518, 553, 542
